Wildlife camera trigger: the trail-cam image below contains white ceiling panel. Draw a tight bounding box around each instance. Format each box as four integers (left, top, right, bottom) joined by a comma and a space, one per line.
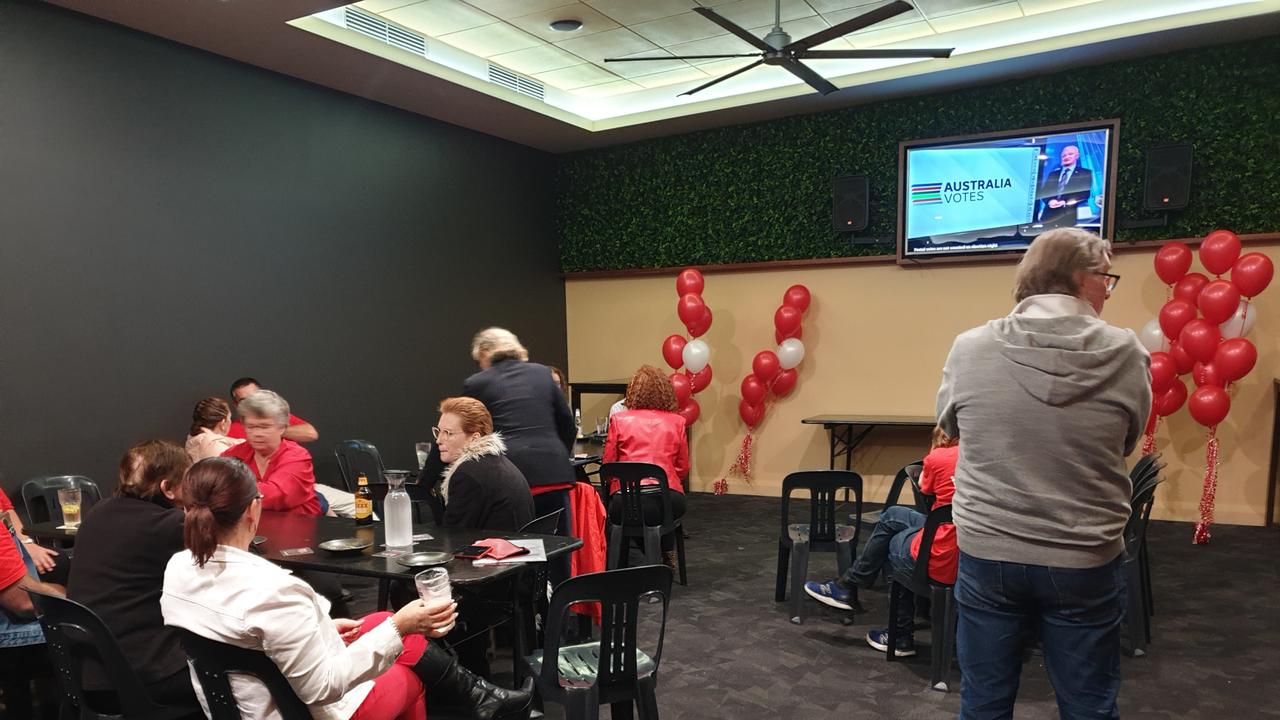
355, 0, 421, 13
534, 61, 622, 88
437, 20, 542, 55
555, 26, 657, 62
1017, 0, 1104, 15
382, 0, 496, 36
506, 3, 620, 42
844, 18, 936, 45
584, 0, 697, 25
603, 49, 694, 78
632, 65, 715, 89
489, 43, 585, 74
927, 2, 1022, 32
823, 5, 925, 31
462, 0, 576, 20
914, 0, 1010, 18
631, 12, 729, 47
749, 13, 833, 43
712, 0, 818, 29
665, 32, 760, 63
571, 78, 645, 97
802, 0, 885, 13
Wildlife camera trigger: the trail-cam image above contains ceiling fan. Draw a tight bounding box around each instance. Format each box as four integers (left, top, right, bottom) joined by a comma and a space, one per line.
603, 0, 953, 97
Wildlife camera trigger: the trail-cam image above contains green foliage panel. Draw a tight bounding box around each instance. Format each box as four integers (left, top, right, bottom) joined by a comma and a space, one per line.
557, 36, 1280, 272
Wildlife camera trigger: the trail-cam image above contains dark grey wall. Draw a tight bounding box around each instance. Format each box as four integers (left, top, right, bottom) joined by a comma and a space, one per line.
0, 1, 565, 500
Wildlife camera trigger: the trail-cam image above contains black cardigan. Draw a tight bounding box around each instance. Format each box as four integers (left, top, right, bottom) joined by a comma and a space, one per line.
443, 453, 535, 531
463, 359, 576, 487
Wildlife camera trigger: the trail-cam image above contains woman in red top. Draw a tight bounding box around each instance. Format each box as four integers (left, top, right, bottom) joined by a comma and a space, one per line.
602, 365, 689, 568
221, 389, 322, 515
804, 427, 959, 657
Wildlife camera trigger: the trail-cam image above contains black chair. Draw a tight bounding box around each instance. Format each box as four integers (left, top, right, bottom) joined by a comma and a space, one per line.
333, 439, 386, 493
21, 476, 100, 526
601, 462, 687, 586
513, 508, 565, 679
775, 470, 863, 624
521, 566, 672, 720
1123, 470, 1163, 658
1130, 455, 1164, 623
856, 461, 925, 530
884, 504, 956, 692
27, 590, 198, 720
171, 627, 310, 720
521, 509, 564, 536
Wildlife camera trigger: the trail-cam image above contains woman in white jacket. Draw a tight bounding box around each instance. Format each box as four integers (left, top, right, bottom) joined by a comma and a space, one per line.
161, 457, 532, 720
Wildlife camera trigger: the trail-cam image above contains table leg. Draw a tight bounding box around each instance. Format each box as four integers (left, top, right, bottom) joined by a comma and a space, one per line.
377, 578, 390, 611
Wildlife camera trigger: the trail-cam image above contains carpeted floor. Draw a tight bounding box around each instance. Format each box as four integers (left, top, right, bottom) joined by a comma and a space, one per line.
350, 492, 1280, 719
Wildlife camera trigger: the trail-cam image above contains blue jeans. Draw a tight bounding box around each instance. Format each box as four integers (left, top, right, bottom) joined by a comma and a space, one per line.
840, 506, 923, 632
955, 552, 1126, 720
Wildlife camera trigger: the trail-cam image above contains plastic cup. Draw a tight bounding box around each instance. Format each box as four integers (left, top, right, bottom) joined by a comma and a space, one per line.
415, 567, 451, 605
414, 442, 432, 470
57, 487, 82, 528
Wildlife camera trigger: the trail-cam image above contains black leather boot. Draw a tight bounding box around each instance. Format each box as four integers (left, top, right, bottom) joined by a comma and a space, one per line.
413, 642, 534, 720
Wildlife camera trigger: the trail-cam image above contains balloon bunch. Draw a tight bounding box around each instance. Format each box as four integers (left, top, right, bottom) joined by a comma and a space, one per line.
715, 285, 813, 495
1143, 230, 1272, 544
660, 269, 713, 426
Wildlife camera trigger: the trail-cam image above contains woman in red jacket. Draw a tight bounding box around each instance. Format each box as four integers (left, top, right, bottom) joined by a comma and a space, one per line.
602, 365, 689, 569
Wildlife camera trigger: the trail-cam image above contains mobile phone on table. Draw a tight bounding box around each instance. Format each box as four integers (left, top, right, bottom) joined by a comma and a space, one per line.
453, 544, 489, 559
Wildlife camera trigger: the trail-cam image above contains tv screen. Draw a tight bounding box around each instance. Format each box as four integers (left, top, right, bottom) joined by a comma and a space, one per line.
897, 120, 1119, 262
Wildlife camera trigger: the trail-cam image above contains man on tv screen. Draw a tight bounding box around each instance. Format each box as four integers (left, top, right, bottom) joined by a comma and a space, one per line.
1036, 145, 1094, 227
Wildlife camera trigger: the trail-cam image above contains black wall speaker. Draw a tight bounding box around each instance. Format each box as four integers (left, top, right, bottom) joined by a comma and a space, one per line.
833, 175, 868, 232
1143, 144, 1193, 211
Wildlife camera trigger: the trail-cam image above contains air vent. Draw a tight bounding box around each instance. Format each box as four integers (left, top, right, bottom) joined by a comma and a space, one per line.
344, 7, 426, 56
488, 64, 545, 101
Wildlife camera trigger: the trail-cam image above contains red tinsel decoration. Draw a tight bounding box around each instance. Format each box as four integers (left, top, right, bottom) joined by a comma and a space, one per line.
1141, 415, 1161, 456
1193, 428, 1220, 544
716, 432, 755, 493
712, 479, 727, 496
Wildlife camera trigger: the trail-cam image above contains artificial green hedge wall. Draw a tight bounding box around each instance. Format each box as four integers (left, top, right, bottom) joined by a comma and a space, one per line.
557, 35, 1280, 272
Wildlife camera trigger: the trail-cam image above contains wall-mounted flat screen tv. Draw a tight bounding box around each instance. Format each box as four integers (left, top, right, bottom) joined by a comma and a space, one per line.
897, 119, 1119, 263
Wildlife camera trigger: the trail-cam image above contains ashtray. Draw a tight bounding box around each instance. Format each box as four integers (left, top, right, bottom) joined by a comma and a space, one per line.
318, 538, 373, 554
395, 551, 453, 568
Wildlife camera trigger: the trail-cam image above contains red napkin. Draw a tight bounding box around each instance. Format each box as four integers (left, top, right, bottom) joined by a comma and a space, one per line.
473, 537, 529, 560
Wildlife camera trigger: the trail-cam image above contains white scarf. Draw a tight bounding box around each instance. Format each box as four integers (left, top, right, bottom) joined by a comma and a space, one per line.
438, 433, 507, 504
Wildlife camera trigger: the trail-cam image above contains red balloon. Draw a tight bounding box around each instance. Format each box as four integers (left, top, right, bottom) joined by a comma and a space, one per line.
1192, 361, 1222, 389
677, 397, 701, 425
1158, 299, 1198, 341
675, 268, 704, 297
738, 399, 764, 428
1144, 401, 1158, 435
687, 364, 713, 393
661, 334, 686, 370
1168, 342, 1195, 375
1231, 253, 1274, 298
688, 307, 713, 338
1214, 337, 1257, 382
1154, 242, 1193, 285
1188, 385, 1231, 427
1178, 319, 1222, 364
677, 293, 705, 327
1197, 280, 1241, 325
771, 369, 798, 397
752, 351, 781, 383
782, 285, 811, 313
1199, 230, 1241, 276
670, 372, 691, 405
774, 306, 802, 336
1155, 377, 1188, 417
740, 374, 767, 405
775, 326, 802, 345
1149, 351, 1176, 395
1172, 272, 1210, 304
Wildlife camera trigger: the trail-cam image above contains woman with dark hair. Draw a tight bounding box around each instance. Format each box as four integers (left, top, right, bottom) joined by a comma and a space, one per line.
66, 440, 196, 705
185, 396, 243, 462
435, 397, 534, 532
602, 365, 690, 568
161, 458, 532, 720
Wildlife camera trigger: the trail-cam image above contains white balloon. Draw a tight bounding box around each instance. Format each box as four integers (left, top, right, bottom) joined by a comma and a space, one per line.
1138, 318, 1167, 353
1219, 300, 1258, 339
682, 339, 710, 373
777, 338, 805, 370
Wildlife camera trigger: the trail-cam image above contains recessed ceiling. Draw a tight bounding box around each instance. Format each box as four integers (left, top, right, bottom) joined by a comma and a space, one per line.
47, 0, 1280, 152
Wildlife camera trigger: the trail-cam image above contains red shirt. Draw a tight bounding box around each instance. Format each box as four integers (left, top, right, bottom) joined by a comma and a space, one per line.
603, 409, 689, 495
222, 439, 321, 515
909, 444, 959, 584
0, 489, 12, 513
227, 413, 309, 440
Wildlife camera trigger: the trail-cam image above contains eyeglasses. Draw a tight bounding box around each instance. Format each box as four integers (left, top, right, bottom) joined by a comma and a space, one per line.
431, 426, 459, 441
1094, 272, 1121, 292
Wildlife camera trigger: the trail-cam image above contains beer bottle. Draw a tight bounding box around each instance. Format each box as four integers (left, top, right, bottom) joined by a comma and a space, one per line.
354, 473, 373, 526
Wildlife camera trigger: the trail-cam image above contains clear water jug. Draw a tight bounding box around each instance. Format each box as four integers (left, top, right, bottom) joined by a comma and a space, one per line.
383, 470, 413, 548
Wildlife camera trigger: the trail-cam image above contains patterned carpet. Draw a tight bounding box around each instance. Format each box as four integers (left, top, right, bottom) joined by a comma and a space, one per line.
350, 492, 1280, 719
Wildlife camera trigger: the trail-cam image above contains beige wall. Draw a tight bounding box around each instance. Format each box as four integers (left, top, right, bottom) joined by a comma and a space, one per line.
566, 243, 1280, 526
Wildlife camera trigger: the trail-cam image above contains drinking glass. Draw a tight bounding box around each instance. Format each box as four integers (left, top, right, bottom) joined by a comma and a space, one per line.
57, 487, 82, 528
595, 417, 605, 437
415, 567, 451, 604
414, 442, 432, 470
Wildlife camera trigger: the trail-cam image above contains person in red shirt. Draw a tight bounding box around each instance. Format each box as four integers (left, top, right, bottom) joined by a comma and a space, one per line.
226, 377, 319, 443
603, 365, 690, 569
221, 389, 322, 516
804, 427, 959, 657
0, 488, 63, 580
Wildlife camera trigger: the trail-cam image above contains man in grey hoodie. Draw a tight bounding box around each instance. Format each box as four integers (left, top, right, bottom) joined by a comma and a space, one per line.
936, 228, 1150, 719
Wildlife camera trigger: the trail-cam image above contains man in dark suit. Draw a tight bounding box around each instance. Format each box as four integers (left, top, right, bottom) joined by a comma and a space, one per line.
1036, 145, 1094, 227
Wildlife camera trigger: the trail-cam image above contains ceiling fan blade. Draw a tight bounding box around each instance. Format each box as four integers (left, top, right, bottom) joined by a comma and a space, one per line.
780, 59, 839, 95
795, 48, 954, 59
604, 53, 762, 62
691, 7, 773, 52
678, 59, 765, 97
787, 0, 914, 53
